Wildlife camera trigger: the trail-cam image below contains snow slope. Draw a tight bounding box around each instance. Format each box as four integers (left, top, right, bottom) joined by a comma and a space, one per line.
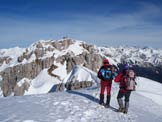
24, 69, 61, 95
136, 77, 162, 106
63, 65, 100, 85
0, 77, 162, 122
0, 66, 162, 122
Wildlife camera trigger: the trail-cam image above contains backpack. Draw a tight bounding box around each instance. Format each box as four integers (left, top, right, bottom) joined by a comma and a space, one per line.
100, 67, 112, 81
126, 70, 136, 90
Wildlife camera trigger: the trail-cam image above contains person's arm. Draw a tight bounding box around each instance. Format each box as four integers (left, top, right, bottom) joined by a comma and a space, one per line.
114, 73, 123, 83
97, 67, 103, 80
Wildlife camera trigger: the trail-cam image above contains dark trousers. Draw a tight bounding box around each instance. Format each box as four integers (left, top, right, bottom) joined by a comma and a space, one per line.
117, 90, 131, 102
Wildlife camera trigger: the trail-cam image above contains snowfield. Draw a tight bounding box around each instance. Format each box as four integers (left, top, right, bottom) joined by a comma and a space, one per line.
0, 77, 162, 122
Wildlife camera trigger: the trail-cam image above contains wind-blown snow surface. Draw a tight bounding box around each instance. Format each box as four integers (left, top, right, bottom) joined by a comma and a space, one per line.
0, 77, 162, 122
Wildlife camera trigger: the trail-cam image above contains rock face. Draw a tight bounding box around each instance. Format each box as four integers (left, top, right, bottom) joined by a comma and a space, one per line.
0, 56, 12, 65
58, 52, 102, 74
65, 81, 93, 90
52, 39, 74, 51
13, 81, 30, 96
0, 39, 104, 97
0, 57, 54, 96
49, 81, 94, 92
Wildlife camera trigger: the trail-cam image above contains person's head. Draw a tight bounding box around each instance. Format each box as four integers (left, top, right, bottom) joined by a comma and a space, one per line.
103, 58, 109, 66
123, 64, 129, 74
124, 64, 129, 70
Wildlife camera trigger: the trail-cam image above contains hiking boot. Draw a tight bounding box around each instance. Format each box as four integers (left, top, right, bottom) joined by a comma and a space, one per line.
117, 98, 124, 111
117, 107, 124, 112
99, 102, 105, 106
105, 95, 110, 108
99, 94, 104, 105
104, 104, 109, 108
123, 110, 128, 114
123, 102, 129, 114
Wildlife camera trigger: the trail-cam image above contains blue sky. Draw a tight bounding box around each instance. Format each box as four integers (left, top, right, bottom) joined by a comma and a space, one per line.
0, 0, 162, 49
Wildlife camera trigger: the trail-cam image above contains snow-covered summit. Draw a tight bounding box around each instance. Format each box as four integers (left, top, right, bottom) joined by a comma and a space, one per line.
0, 39, 84, 71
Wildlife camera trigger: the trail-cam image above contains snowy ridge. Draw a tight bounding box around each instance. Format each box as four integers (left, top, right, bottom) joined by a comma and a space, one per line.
0, 39, 86, 72
25, 69, 61, 95
0, 47, 25, 71
0, 47, 25, 58
24, 39, 86, 59
98, 46, 162, 66
0, 39, 162, 72
63, 65, 100, 85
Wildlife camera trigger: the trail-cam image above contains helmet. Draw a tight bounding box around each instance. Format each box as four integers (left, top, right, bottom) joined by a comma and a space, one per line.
124, 64, 129, 70
103, 59, 109, 65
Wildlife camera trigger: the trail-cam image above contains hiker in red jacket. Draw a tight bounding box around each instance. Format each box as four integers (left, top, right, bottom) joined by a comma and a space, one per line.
114, 64, 136, 113
97, 59, 117, 108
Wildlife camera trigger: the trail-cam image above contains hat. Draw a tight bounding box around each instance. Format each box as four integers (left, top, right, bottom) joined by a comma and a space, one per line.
124, 64, 129, 70
103, 59, 109, 65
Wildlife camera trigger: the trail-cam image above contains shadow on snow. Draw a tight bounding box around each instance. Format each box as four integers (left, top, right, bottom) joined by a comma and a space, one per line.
66, 90, 99, 104
66, 90, 118, 112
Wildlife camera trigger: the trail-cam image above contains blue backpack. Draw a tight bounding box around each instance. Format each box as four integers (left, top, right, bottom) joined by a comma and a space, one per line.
100, 68, 112, 81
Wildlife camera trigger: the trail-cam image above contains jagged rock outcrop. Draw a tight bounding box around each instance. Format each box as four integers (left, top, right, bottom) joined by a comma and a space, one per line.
49, 81, 93, 92
52, 39, 74, 51
56, 51, 103, 73
48, 64, 61, 80
1, 80, 11, 97
0, 57, 54, 96
17, 49, 32, 62
0, 56, 12, 65
65, 81, 93, 90
13, 80, 30, 96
